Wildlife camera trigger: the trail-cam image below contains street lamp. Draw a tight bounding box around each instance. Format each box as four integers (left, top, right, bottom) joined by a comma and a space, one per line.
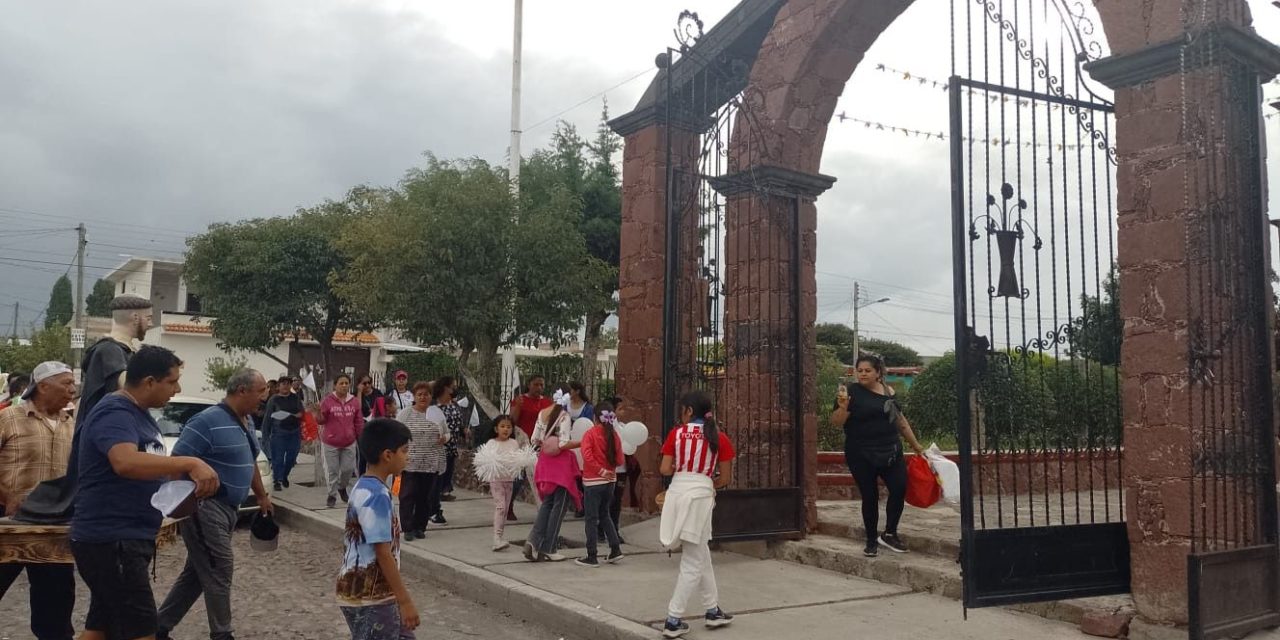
851, 281, 890, 362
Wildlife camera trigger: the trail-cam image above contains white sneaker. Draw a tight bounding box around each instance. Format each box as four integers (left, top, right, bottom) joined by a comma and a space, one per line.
540, 552, 567, 562
493, 538, 510, 551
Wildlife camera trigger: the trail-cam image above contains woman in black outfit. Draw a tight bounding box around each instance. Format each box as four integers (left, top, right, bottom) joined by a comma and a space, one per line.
830, 353, 926, 557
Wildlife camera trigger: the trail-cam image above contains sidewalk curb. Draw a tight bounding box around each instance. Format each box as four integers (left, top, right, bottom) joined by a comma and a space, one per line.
273, 499, 656, 640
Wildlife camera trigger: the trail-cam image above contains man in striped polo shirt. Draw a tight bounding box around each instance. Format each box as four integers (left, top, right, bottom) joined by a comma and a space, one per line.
157, 369, 273, 640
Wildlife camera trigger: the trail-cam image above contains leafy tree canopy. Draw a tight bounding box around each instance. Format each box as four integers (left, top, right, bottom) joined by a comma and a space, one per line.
1069, 270, 1121, 366
184, 190, 378, 382
0, 326, 70, 373
336, 156, 607, 382
814, 323, 922, 366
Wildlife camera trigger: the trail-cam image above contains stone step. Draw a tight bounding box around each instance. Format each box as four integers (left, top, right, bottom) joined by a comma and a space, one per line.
770, 533, 962, 599
815, 512, 962, 561
768, 533, 1134, 635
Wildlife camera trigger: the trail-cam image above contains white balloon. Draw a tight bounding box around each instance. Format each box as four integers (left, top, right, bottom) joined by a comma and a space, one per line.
621, 421, 648, 447
571, 417, 595, 441
622, 439, 638, 456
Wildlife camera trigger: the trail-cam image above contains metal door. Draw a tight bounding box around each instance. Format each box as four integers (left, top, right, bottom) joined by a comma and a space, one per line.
1179, 23, 1280, 640
661, 11, 806, 541
949, 0, 1128, 607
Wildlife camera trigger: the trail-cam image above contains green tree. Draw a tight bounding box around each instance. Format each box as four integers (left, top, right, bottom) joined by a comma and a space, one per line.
0, 326, 70, 373
859, 337, 923, 367
1069, 270, 1121, 366
184, 190, 378, 387
814, 323, 922, 366
337, 156, 604, 393
85, 279, 116, 317
44, 275, 73, 329
814, 323, 856, 363
520, 111, 622, 397
904, 351, 1120, 452
203, 354, 249, 393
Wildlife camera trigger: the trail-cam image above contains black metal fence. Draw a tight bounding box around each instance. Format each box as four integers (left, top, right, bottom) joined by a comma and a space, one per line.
949, 0, 1127, 608
1180, 23, 1280, 640
375, 350, 617, 418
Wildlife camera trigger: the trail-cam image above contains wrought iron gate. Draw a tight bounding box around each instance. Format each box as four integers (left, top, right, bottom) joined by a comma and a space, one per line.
1179, 22, 1280, 640
662, 11, 806, 541
950, 0, 1128, 607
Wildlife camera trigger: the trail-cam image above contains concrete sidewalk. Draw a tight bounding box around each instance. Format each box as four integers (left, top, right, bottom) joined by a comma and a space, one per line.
270, 461, 1097, 640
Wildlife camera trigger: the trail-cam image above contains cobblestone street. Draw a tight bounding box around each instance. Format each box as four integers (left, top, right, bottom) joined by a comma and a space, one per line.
0, 524, 572, 640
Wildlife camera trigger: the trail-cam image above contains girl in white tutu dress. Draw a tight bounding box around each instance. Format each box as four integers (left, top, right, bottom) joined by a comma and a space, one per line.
472, 415, 536, 550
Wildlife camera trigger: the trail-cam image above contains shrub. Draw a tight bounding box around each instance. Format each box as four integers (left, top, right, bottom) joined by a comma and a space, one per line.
387, 351, 459, 389
204, 355, 249, 393
815, 345, 846, 451
903, 351, 1121, 452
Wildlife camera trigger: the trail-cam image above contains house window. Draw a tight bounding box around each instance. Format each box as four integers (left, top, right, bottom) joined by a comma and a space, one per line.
185, 293, 202, 314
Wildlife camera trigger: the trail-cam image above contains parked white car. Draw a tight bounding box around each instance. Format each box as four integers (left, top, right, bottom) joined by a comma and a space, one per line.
152, 394, 273, 513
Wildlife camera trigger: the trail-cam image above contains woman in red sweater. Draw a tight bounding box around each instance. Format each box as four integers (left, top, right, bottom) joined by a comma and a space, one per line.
575, 401, 625, 568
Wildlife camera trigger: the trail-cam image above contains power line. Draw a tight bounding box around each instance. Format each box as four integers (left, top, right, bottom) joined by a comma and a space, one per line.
525, 68, 655, 132
87, 241, 185, 257
0, 206, 202, 237
0, 255, 163, 276
816, 270, 955, 301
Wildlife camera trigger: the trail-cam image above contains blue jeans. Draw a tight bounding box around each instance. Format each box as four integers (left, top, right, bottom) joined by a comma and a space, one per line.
341, 603, 415, 640
270, 431, 301, 484
528, 487, 571, 555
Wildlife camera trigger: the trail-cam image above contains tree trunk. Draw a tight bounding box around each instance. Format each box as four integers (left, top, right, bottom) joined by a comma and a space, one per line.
318, 339, 334, 394
475, 334, 501, 403
581, 310, 608, 401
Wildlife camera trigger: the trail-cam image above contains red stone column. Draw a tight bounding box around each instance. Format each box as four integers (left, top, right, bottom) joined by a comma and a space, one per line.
611, 117, 701, 512
710, 166, 833, 532
1089, 19, 1280, 626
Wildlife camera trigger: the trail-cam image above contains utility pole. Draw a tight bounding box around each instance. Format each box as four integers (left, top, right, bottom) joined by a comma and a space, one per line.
10, 302, 17, 345
73, 223, 86, 370
852, 282, 861, 362
508, 0, 523, 197
850, 281, 890, 362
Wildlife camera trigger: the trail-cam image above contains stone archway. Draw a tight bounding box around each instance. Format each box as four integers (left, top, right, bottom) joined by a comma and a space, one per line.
612, 0, 1276, 628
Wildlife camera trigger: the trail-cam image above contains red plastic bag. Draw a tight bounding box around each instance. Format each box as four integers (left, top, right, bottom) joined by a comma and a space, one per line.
905, 455, 941, 508
301, 412, 319, 443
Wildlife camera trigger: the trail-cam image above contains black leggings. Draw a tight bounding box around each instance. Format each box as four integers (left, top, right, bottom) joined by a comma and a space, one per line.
847, 445, 907, 538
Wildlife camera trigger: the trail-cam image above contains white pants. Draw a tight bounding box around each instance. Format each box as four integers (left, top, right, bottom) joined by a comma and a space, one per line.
324, 444, 357, 499
668, 539, 719, 618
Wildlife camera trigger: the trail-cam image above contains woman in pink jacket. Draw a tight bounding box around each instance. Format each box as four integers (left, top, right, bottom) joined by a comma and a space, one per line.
317, 373, 364, 508
523, 386, 581, 562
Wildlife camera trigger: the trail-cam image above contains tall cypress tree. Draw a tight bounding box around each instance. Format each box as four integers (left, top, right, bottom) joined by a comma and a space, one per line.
44, 275, 73, 329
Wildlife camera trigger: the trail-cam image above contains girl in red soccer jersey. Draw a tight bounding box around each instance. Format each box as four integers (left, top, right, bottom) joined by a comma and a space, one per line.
657, 390, 736, 638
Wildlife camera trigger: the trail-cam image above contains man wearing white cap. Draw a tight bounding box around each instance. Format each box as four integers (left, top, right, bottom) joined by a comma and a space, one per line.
0, 361, 77, 639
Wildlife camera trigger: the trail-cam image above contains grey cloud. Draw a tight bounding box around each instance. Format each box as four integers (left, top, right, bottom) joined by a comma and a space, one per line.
0, 0, 631, 332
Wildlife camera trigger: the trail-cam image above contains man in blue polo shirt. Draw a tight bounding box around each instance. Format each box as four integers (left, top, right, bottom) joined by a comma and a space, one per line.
71, 345, 221, 640
156, 369, 273, 640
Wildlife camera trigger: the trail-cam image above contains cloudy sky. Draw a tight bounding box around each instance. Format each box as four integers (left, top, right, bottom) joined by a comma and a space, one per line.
1, 0, 1279, 356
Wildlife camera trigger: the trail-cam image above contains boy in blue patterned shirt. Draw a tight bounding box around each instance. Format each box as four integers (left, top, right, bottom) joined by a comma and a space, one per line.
336, 418, 418, 640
